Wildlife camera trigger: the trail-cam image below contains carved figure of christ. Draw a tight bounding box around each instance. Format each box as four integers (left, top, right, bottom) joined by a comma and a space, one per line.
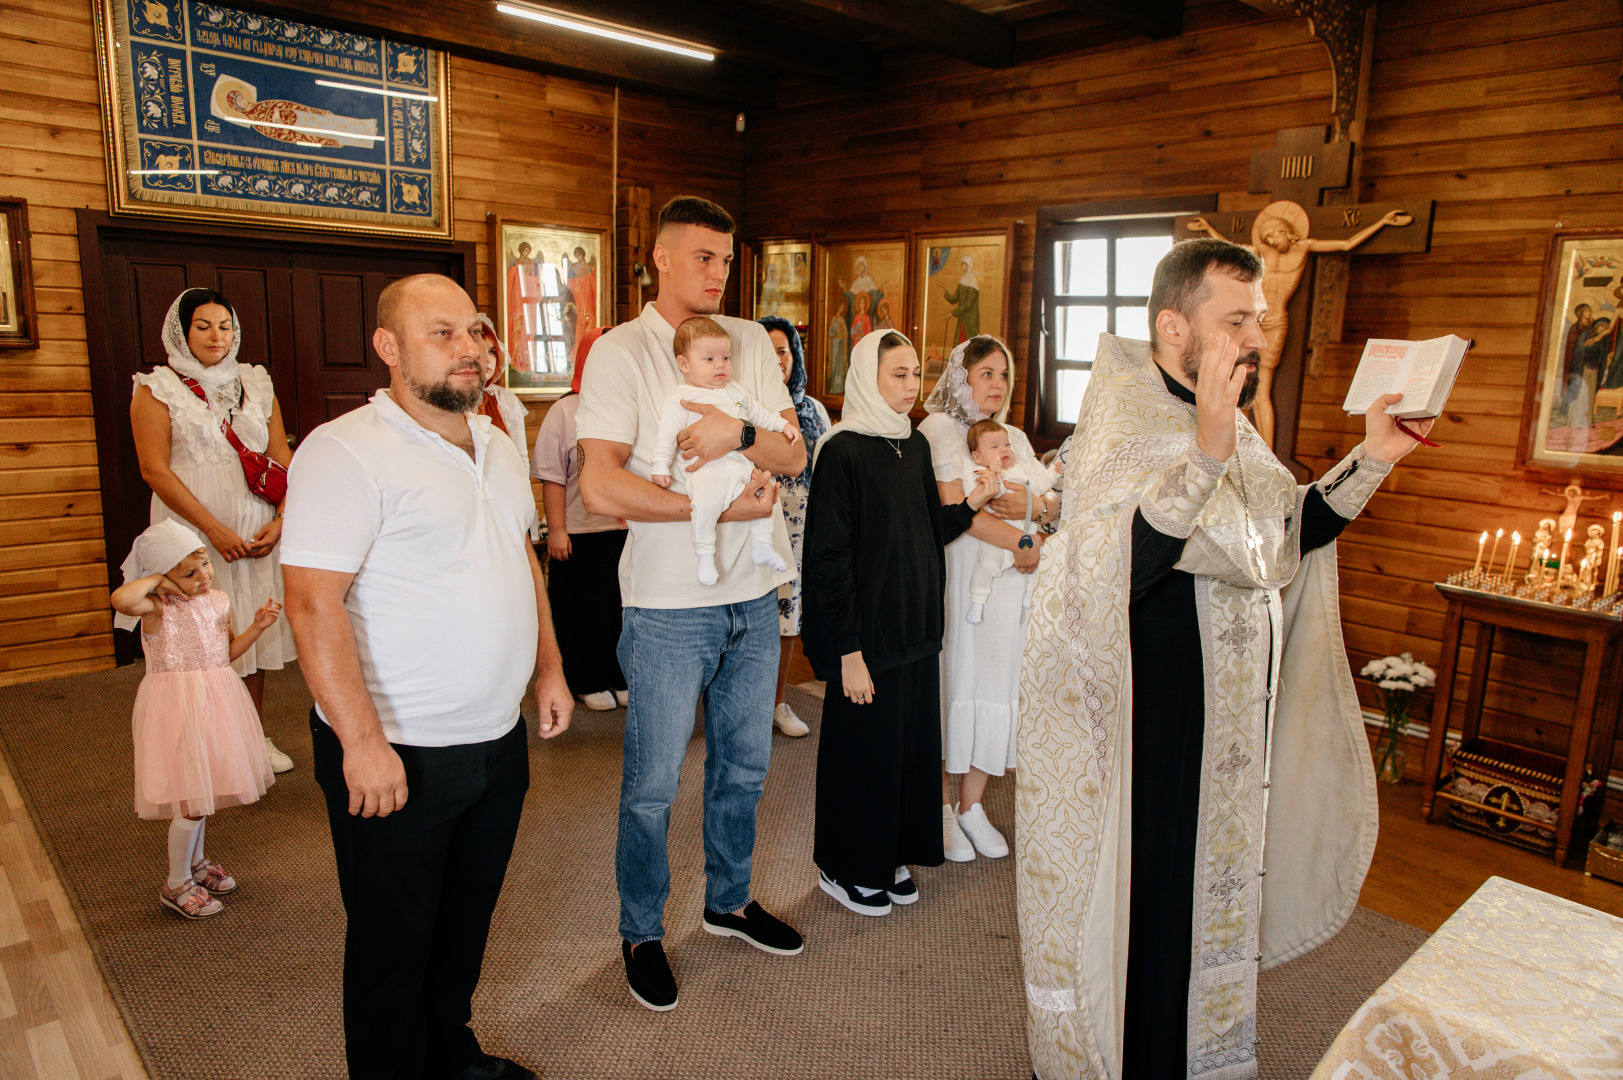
1184, 201, 1413, 446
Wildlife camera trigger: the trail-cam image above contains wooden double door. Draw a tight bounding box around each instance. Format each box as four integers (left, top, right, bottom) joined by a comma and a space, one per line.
80, 212, 475, 662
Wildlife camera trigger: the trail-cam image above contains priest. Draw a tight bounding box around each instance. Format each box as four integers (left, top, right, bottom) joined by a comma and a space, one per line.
1016, 238, 1432, 1080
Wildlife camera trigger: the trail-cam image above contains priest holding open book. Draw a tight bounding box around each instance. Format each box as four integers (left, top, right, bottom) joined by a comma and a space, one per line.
1016, 237, 1438, 1080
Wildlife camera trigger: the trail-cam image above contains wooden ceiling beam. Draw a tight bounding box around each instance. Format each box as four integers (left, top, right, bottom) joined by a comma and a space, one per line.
745, 0, 1015, 69
1052, 0, 1183, 40
229, 0, 777, 108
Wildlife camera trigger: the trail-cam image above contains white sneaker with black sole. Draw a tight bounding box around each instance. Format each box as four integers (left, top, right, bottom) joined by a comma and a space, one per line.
818, 869, 892, 916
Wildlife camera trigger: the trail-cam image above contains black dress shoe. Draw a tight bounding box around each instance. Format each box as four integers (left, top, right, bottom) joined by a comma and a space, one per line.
622, 939, 678, 1011
452, 1053, 538, 1080
701, 900, 805, 954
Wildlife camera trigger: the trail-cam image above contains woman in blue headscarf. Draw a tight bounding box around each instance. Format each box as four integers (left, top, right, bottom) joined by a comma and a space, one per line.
761, 315, 829, 738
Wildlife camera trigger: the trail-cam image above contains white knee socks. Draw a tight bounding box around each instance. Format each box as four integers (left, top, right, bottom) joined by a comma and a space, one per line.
167, 817, 204, 890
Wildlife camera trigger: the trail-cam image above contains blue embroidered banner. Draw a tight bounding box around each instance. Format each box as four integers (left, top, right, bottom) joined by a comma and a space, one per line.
101, 0, 449, 237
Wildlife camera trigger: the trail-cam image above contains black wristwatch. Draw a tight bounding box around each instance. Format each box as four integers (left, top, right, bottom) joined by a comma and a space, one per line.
738, 422, 756, 451
1018, 535, 1035, 550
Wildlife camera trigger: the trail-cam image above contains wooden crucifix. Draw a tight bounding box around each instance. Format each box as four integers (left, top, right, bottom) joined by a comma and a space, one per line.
1176, 126, 1436, 479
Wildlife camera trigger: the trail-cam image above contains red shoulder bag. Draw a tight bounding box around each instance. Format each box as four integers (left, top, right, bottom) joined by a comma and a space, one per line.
177, 375, 289, 506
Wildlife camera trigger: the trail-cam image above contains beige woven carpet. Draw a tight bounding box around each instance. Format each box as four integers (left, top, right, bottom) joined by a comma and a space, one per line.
0, 663, 1425, 1079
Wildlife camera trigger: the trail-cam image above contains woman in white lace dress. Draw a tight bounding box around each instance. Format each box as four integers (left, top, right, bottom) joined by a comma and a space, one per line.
125, 288, 297, 772
919, 336, 1061, 861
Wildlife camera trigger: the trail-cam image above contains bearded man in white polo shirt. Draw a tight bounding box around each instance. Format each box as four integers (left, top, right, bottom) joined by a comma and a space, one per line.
577, 196, 806, 1012
281, 274, 572, 1080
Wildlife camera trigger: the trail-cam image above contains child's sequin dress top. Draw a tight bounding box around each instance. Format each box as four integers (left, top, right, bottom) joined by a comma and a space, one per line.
131, 590, 274, 819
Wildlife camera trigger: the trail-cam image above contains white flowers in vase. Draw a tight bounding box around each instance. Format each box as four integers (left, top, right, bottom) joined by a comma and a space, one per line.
1359, 652, 1436, 783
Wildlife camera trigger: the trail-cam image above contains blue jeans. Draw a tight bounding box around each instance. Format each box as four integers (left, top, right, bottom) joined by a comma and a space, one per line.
615, 592, 778, 944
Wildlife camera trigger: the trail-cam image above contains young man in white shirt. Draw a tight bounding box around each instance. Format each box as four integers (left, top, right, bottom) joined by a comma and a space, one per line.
281, 274, 572, 1080
577, 197, 806, 1012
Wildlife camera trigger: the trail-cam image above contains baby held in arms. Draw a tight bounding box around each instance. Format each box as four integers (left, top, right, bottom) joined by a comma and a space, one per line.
964, 418, 1061, 624
652, 316, 799, 586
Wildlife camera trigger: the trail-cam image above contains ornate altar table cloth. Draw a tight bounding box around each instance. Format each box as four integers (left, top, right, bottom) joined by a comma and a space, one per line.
1311, 876, 1623, 1079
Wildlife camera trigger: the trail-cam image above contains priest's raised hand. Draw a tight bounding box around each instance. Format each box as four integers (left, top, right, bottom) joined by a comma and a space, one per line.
1364, 391, 1435, 464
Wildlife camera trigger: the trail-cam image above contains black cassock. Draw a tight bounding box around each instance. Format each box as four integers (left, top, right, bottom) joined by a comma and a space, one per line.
1123, 368, 1351, 1079
801, 429, 976, 891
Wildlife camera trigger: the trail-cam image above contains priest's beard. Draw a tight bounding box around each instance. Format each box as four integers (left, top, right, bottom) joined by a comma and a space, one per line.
1181, 331, 1262, 409
401, 352, 484, 413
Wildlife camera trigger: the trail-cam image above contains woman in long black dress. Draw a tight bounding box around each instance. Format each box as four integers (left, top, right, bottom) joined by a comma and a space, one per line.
802, 329, 995, 915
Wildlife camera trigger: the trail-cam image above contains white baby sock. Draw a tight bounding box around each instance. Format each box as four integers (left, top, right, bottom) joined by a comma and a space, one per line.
966, 601, 985, 625
190, 816, 208, 873
167, 817, 203, 891
752, 540, 787, 572
697, 555, 719, 587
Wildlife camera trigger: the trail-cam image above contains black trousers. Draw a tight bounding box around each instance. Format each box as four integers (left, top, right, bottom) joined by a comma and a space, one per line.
311, 712, 530, 1080
546, 529, 627, 693
813, 655, 945, 891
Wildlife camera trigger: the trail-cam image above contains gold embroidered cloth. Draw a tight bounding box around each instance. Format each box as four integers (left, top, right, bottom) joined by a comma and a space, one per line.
1018, 334, 1379, 1080
1311, 877, 1623, 1080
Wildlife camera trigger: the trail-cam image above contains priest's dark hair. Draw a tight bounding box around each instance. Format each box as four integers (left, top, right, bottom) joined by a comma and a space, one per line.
657, 195, 735, 237
1146, 238, 1262, 348
177, 287, 235, 329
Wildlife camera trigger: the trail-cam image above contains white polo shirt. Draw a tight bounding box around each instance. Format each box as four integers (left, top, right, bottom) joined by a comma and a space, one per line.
280, 389, 539, 747
575, 303, 795, 609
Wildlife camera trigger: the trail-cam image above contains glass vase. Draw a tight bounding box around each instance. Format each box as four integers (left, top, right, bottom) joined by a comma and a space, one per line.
1376, 711, 1407, 784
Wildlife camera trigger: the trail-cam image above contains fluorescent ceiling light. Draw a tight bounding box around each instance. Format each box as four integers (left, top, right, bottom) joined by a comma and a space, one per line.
129, 168, 221, 175
223, 115, 384, 142
315, 79, 439, 102
495, 3, 715, 62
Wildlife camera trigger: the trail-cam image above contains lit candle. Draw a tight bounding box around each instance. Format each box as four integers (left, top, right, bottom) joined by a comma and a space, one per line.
1473, 530, 1488, 573
1558, 528, 1573, 582
1486, 528, 1504, 576
1608, 512, 1621, 595
1503, 531, 1521, 586
1614, 546, 1622, 596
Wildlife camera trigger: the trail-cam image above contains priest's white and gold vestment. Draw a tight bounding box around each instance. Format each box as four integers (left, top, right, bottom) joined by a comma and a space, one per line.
1017, 334, 1387, 1080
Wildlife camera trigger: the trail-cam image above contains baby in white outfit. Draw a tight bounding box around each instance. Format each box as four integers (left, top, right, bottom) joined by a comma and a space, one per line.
651, 317, 799, 586
963, 419, 1060, 624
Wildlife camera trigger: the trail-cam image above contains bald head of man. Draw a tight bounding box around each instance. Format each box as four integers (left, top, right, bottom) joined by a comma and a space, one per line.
372, 274, 486, 414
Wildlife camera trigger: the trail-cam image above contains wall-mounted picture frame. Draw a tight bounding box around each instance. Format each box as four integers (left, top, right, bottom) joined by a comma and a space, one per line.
490, 215, 608, 400
911, 226, 1016, 403
813, 236, 909, 408
0, 198, 39, 349
742, 237, 814, 360
1520, 227, 1623, 486
92, 0, 452, 239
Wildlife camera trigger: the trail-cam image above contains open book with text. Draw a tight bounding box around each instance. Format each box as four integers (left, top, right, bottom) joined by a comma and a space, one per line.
1342, 335, 1471, 418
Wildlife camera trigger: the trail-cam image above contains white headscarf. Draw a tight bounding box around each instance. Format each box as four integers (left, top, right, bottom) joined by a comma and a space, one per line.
814, 328, 916, 468
112, 519, 206, 631
957, 254, 979, 290
161, 289, 242, 418
923, 335, 1014, 427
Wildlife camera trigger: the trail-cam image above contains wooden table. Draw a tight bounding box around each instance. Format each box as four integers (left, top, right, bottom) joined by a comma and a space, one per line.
1420, 583, 1623, 863
1310, 876, 1623, 1079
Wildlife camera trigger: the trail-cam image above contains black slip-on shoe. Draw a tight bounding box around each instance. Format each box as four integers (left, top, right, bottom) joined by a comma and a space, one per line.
887, 866, 919, 905
818, 869, 892, 916
702, 900, 805, 955
622, 939, 678, 1012
450, 1054, 538, 1080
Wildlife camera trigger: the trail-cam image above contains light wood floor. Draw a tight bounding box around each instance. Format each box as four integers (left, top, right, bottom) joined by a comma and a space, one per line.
1, 679, 1620, 1079
0, 748, 148, 1080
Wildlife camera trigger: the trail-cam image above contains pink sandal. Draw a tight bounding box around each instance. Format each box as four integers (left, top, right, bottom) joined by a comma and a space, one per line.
161, 881, 223, 920
191, 859, 238, 895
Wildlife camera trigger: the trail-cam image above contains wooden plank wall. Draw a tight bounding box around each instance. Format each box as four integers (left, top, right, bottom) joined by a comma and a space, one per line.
0, 0, 115, 686
0, 0, 740, 685
743, 0, 1623, 791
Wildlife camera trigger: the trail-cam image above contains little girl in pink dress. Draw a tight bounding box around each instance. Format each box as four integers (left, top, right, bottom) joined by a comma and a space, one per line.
112, 519, 279, 919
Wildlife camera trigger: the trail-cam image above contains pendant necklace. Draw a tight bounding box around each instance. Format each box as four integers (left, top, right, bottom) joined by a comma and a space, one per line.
1229, 446, 1267, 579
884, 437, 904, 458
